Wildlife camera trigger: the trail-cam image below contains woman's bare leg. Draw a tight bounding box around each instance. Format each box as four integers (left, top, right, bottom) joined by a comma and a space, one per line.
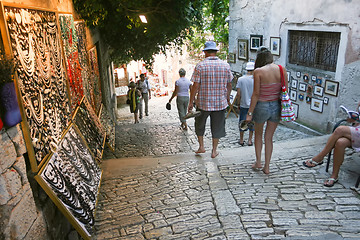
253, 122, 264, 168
263, 121, 279, 174
305, 126, 352, 167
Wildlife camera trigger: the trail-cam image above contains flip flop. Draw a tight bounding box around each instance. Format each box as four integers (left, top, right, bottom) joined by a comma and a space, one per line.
324, 178, 338, 187
302, 159, 324, 168
239, 141, 245, 146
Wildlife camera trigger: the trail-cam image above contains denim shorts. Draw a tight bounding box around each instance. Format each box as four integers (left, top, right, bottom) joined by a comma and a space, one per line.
253, 100, 281, 124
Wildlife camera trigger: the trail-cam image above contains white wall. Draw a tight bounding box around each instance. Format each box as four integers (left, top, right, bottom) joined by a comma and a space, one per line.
229, 0, 360, 132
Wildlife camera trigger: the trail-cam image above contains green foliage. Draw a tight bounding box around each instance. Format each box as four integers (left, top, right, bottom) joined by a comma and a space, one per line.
186, 0, 229, 60
73, 0, 205, 65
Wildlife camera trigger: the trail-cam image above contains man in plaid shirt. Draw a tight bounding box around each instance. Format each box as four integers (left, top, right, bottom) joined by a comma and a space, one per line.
188, 41, 233, 158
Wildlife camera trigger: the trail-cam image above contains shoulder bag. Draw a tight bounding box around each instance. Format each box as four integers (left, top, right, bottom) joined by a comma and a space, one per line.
279, 65, 296, 122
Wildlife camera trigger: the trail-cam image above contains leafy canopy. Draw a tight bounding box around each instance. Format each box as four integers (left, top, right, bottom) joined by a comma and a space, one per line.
73, 0, 205, 65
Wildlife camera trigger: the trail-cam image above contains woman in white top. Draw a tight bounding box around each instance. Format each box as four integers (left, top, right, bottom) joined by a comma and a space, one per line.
169, 68, 192, 130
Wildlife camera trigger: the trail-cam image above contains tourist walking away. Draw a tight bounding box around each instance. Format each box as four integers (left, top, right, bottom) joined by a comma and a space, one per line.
168, 68, 192, 130
137, 73, 151, 119
188, 41, 233, 158
303, 101, 360, 187
236, 61, 255, 146
127, 81, 141, 124
246, 47, 288, 174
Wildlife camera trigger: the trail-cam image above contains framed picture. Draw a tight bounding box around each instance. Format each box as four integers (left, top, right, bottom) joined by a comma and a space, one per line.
316, 77, 323, 86
287, 71, 291, 82
238, 39, 248, 60
311, 98, 324, 113
292, 103, 299, 118
291, 79, 298, 89
299, 83, 307, 91
324, 80, 339, 97
324, 97, 329, 105
303, 74, 309, 82
299, 93, 305, 101
290, 90, 297, 101
314, 86, 324, 97
228, 53, 236, 63
296, 71, 301, 78
311, 75, 317, 81
269, 37, 280, 56
306, 96, 311, 103
250, 35, 263, 51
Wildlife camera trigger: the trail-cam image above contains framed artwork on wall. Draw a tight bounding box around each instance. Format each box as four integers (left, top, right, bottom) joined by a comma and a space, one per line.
228, 53, 236, 63
292, 103, 299, 118
290, 90, 297, 101
269, 37, 280, 56
303, 74, 309, 82
291, 79, 298, 89
35, 124, 102, 240
4, 6, 71, 172
238, 39, 248, 60
311, 98, 324, 113
296, 71, 301, 78
287, 71, 291, 82
324, 97, 329, 105
299, 83, 307, 92
250, 35, 263, 51
324, 80, 339, 97
314, 86, 324, 97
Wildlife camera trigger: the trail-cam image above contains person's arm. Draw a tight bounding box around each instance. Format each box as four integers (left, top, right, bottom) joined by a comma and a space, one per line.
188, 82, 199, 113
169, 85, 179, 103
246, 69, 261, 121
226, 82, 232, 106
147, 82, 151, 99
237, 88, 241, 106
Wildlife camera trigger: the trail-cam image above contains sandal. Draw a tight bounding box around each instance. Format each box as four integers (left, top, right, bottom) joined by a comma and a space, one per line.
324, 178, 338, 187
302, 159, 323, 168
239, 141, 245, 146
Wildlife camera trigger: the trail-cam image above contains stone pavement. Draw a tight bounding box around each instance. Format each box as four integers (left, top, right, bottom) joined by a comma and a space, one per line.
95, 97, 360, 240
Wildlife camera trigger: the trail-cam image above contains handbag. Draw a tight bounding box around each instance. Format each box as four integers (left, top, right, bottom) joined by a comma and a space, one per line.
279, 65, 296, 122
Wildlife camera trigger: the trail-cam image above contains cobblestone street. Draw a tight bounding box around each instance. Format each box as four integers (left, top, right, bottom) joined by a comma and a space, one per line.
95, 96, 360, 240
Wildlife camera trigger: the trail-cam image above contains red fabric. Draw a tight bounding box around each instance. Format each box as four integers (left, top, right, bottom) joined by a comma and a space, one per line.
0, 117, 3, 130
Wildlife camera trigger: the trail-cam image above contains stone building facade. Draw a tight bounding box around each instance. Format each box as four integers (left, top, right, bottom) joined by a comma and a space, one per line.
228, 0, 360, 133
0, 0, 114, 239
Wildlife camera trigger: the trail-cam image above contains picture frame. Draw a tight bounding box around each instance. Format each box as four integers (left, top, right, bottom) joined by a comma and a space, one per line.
303, 74, 309, 82
299, 83, 307, 92
238, 39, 248, 60
290, 90, 297, 101
292, 103, 299, 118
314, 86, 324, 97
324, 97, 329, 105
316, 77, 323, 86
296, 71, 301, 78
250, 35, 263, 51
306, 96, 311, 103
269, 37, 280, 56
311, 75, 317, 81
324, 80, 339, 97
291, 79, 298, 89
310, 98, 324, 113
287, 71, 291, 82
299, 93, 305, 101
228, 53, 236, 63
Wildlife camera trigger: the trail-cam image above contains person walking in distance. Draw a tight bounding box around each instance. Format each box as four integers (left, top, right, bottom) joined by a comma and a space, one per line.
236, 62, 255, 146
137, 73, 151, 119
168, 68, 192, 130
246, 47, 288, 174
188, 41, 233, 158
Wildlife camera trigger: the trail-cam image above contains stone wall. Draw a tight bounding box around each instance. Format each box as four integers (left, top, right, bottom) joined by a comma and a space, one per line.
228, 0, 360, 133
0, 124, 79, 239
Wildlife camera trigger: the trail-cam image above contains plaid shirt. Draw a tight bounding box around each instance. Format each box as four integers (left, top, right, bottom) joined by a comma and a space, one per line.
191, 56, 233, 111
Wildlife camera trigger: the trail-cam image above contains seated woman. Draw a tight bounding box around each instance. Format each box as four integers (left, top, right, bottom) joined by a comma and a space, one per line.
303, 101, 360, 187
